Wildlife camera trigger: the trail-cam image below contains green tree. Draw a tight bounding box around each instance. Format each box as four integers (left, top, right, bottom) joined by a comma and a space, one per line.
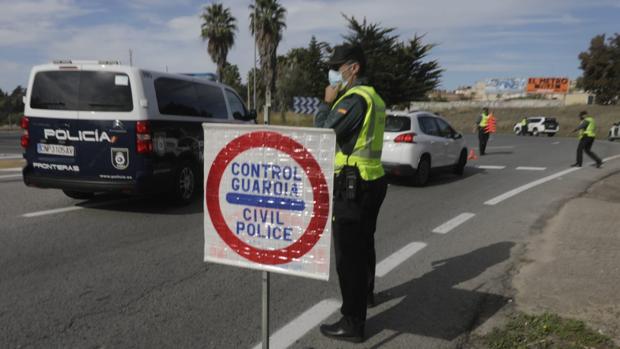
200, 3, 238, 82
578, 34, 620, 104
342, 15, 442, 107
276, 36, 329, 114
249, 0, 286, 108
220, 63, 246, 97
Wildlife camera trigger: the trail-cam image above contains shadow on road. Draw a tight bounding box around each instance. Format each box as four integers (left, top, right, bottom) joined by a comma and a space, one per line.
366, 241, 514, 346
386, 165, 486, 188
79, 193, 203, 215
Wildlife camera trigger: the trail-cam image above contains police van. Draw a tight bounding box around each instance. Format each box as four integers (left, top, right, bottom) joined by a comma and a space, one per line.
21, 60, 256, 203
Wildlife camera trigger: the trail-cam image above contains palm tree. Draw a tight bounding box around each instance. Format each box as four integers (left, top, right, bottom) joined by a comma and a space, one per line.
249, 0, 286, 106
200, 3, 237, 81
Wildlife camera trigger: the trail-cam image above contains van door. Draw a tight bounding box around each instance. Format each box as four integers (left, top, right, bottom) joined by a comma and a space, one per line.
74, 70, 137, 181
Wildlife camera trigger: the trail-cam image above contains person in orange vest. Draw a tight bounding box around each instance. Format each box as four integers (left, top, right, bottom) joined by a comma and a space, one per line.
475, 107, 493, 155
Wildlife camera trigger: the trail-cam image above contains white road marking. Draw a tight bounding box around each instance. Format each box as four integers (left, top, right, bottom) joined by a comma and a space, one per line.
484, 167, 581, 206
603, 154, 620, 162
432, 213, 476, 234
23, 206, 84, 217
0, 174, 21, 179
375, 242, 427, 277
0, 154, 22, 160
251, 299, 341, 349
22, 199, 131, 218
254, 241, 427, 347
475, 145, 515, 150
516, 166, 546, 171
476, 165, 506, 170
0, 167, 22, 172
551, 141, 560, 145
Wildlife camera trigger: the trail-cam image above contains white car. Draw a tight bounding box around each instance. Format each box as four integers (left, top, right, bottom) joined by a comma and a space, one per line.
381, 111, 468, 186
609, 122, 620, 141
513, 116, 559, 137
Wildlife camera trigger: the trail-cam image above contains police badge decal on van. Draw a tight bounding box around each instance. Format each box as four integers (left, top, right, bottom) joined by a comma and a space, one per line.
111, 148, 129, 170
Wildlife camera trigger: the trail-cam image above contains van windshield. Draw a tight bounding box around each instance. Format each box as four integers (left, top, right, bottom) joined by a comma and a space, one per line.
30, 71, 133, 112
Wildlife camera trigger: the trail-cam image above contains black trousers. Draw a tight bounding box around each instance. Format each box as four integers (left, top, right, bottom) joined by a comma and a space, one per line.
332, 176, 387, 322
478, 128, 490, 155
576, 136, 602, 165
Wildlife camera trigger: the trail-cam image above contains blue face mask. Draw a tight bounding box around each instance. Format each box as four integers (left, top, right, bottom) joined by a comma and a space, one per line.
328, 69, 343, 87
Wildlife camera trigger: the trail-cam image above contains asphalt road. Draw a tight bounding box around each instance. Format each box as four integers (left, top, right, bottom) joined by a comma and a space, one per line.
0, 130, 21, 157
2, 132, 620, 348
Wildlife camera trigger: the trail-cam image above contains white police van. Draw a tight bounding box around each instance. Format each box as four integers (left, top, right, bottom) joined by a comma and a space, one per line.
21, 60, 256, 204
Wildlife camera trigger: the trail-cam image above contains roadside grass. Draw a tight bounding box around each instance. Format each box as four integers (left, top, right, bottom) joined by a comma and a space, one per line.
479, 312, 618, 349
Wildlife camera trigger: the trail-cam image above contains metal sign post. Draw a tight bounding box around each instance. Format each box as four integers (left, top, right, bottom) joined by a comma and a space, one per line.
262, 88, 271, 349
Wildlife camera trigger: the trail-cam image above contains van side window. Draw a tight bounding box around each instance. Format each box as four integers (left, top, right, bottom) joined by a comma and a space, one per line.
154, 77, 228, 118
225, 89, 247, 119
195, 84, 228, 119
155, 78, 199, 116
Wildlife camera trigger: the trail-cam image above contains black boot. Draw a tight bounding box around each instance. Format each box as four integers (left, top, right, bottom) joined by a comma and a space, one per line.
320, 316, 364, 343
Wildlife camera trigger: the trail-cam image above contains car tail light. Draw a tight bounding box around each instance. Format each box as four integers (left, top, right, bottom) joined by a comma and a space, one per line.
394, 132, 416, 143
20, 116, 29, 148
136, 120, 152, 154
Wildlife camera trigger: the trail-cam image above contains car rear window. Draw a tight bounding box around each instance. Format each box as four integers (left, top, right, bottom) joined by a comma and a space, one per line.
385, 115, 411, 132
30, 71, 133, 112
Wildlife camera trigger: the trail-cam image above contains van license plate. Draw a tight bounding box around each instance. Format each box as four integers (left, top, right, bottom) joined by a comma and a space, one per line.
37, 144, 75, 157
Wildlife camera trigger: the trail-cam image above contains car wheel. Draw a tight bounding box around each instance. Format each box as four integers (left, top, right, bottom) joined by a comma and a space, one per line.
62, 190, 95, 200
547, 133, 555, 137
412, 156, 430, 187
453, 149, 467, 176
609, 132, 614, 142
514, 127, 521, 135
532, 129, 539, 137
171, 161, 197, 205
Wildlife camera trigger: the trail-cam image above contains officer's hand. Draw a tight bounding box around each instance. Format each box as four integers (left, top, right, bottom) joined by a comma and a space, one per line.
324, 84, 340, 104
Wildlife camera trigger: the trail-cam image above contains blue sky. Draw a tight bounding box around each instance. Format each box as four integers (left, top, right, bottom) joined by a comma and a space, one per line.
1, 0, 619, 93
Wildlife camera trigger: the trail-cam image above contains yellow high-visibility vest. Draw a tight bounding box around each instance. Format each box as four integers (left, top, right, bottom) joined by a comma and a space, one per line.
332, 85, 386, 181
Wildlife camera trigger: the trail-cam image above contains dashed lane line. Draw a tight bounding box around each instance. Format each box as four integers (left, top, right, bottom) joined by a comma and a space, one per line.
22, 199, 131, 218
516, 166, 546, 171
0, 167, 22, 172
375, 242, 428, 277
476, 165, 506, 170
432, 213, 476, 234
251, 299, 341, 349
0, 174, 21, 179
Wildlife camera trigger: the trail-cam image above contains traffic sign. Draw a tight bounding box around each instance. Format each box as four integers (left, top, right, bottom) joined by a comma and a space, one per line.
203, 124, 335, 280
292, 96, 321, 115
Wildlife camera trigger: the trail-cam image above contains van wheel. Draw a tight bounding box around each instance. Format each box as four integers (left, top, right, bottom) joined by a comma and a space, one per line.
171, 161, 197, 205
454, 149, 467, 176
514, 127, 521, 135
547, 133, 555, 137
532, 129, 539, 136
62, 190, 94, 200
412, 156, 430, 187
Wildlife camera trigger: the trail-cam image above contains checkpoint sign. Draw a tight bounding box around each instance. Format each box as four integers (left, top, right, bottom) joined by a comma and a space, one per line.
203, 124, 335, 280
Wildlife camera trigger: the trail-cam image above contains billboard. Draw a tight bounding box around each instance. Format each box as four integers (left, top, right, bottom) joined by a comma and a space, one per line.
484, 78, 527, 94
527, 77, 570, 94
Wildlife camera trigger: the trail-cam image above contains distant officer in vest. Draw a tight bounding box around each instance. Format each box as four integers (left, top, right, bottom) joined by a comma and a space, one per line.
519, 117, 528, 135
475, 107, 492, 155
571, 110, 603, 168
314, 43, 388, 343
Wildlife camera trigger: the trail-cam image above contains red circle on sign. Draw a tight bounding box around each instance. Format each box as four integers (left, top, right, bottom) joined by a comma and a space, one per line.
206, 131, 330, 265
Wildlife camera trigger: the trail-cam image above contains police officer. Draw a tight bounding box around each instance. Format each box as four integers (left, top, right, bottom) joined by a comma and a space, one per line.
314, 43, 387, 343
475, 107, 491, 155
519, 117, 528, 136
571, 110, 603, 168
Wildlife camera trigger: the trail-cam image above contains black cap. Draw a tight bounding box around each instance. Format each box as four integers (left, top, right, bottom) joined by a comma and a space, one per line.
327, 43, 366, 72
